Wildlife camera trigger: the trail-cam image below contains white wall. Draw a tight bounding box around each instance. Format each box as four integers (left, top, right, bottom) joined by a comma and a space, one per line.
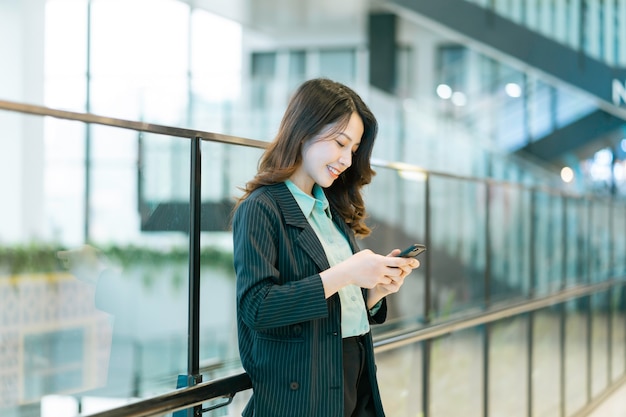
0, 0, 46, 243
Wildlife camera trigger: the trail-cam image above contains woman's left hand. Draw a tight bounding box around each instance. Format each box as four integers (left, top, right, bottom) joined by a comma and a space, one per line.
366, 249, 420, 308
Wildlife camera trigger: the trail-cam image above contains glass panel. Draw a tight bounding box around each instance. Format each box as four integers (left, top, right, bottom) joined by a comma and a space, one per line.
603, 0, 617, 65
553, 0, 570, 45
45, 78, 88, 114
431, 329, 483, 417
489, 316, 529, 417
365, 167, 427, 331
44, 118, 87, 244
319, 48, 356, 86
564, 197, 590, 286
288, 50, 307, 92
91, 126, 147, 240
590, 291, 610, 397
589, 201, 611, 283
489, 185, 532, 304
80, 133, 192, 402
532, 308, 562, 416
437, 45, 467, 94
564, 298, 589, 415
250, 52, 277, 110
495, 0, 524, 23
533, 191, 564, 295
611, 285, 626, 381
585, 0, 602, 61
0, 111, 195, 417
495, 88, 527, 149
528, 78, 554, 140
90, 0, 190, 122
190, 9, 242, 106
197, 141, 260, 417
555, 87, 596, 130
376, 342, 423, 416
612, 204, 626, 277
251, 52, 276, 78
620, 0, 626, 65
461, 0, 626, 68
44, 0, 88, 111
567, 0, 583, 51
197, 140, 264, 376
429, 177, 487, 318
396, 46, 414, 98
525, 0, 541, 31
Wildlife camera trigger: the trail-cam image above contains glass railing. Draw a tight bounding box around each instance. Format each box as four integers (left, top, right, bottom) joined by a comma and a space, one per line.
1, 99, 625, 417
55, 281, 625, 417
464, 0, 626, 67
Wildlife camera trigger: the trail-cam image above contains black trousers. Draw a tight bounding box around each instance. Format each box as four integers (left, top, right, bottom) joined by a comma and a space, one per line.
342, 335, 377, 417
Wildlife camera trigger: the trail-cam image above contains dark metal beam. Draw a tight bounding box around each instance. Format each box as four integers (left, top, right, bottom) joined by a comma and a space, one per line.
516, 110, 624, 161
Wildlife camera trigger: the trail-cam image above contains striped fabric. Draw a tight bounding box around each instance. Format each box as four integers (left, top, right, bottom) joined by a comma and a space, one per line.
232, 182, 387, 417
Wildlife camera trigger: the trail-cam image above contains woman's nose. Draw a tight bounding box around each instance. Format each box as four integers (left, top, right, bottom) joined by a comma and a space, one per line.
339, 151, 352, 167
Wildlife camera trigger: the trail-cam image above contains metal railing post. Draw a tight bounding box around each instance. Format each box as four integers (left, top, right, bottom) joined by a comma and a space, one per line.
422, 172, 431, 417
187, 136, 203, 416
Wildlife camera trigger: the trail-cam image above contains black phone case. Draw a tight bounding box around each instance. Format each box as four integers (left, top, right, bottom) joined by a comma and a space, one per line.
397, 244, 427, 258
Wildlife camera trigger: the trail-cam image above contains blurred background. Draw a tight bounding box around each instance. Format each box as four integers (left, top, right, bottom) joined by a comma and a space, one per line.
1, 0, 626, 416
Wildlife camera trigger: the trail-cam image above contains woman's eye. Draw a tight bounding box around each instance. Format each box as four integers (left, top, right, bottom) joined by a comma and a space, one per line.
335, 140, 346, 147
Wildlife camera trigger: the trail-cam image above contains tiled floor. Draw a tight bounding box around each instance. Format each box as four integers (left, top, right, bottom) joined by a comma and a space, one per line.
588, 382, 626, 417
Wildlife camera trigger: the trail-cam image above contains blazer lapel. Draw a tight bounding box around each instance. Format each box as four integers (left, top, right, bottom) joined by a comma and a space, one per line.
268, 183, 331, 272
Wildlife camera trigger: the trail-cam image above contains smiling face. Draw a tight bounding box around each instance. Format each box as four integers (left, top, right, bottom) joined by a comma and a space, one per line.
289, 112, 364, 195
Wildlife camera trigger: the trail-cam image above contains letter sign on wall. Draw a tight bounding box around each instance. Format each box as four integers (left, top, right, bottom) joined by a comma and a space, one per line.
613, 79, 626, 106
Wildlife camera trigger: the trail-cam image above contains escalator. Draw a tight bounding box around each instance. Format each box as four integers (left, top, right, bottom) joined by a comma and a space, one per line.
383, 0, 626, 165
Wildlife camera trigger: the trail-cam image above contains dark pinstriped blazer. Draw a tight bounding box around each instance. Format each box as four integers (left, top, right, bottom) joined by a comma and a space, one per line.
232, 182, 387, 417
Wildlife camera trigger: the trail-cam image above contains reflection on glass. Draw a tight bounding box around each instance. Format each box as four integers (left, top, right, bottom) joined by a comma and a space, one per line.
489, 185, 532, 303
429, 177, 486, 317
564, 298, 589, 415
431, 329, 483, 417
376, 343, 423, 417
489, 316, 528, 417
533, 191, 564, 295
611, 205, 626, 277
364, 167, 427, 329
531, 308, 562, 416
589, 201, 611, 283
565, 197, 590, 287
590, 291, 610, 397
611, 286, 626, 380
319, 49, 356, 86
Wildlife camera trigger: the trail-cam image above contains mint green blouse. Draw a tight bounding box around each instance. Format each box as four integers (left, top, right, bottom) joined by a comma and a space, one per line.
285, 180, 370, 338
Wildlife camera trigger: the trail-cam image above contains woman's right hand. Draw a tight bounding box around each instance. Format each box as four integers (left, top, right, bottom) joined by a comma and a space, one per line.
319, 249, 418, 298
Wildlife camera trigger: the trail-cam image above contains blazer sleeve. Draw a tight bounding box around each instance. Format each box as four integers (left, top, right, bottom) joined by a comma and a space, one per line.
367, 296, 387, 324
233, 194, 329, 331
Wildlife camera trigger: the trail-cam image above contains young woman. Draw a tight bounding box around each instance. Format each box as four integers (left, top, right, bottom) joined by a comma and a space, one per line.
232, 78, 420, 417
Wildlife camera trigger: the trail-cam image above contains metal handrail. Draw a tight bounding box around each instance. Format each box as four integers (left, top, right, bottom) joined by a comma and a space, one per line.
79, 373, 252, 417
0, 98, 602, 200
78, 277, 624, 417
373, 278, 622, 352
0, 99, 268, 149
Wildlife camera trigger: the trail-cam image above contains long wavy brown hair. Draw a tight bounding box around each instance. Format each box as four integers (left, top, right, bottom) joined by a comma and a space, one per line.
235, 78, 378, 237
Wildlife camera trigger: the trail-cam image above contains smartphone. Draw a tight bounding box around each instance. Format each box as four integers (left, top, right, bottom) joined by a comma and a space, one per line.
396, 243, 427, 258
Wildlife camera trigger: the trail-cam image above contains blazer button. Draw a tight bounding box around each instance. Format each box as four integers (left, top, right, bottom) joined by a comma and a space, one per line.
292, 325, 302, 336
290, 381, 300, 390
